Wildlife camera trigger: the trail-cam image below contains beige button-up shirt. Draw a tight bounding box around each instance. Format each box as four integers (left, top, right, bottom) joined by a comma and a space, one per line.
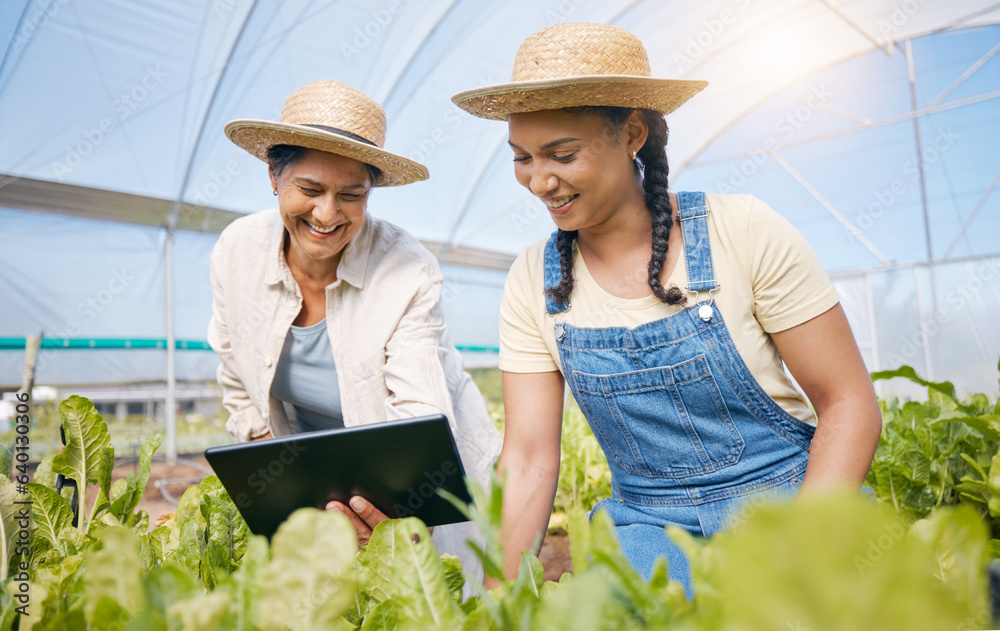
207, 209, 502, 576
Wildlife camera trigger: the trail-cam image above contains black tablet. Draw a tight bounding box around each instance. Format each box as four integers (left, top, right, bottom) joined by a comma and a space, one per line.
204, 414, 473, 538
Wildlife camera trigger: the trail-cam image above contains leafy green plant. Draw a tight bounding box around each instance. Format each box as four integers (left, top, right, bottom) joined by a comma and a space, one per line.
865, 364, 1000, 548
1, 393, 994, 630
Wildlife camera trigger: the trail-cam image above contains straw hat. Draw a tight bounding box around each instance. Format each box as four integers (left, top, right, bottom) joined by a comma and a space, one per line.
225, 80, 428, 187
452, 23, 708, 120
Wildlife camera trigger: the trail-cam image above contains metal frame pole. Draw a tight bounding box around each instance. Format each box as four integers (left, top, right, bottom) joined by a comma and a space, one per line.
165, 228, 177, 463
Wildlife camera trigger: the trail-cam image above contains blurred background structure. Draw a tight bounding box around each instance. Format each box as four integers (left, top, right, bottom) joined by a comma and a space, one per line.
1, 0, 998, 458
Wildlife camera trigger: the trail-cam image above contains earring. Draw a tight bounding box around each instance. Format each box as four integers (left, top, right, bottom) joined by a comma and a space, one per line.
272, 189, 278, 196
631, 150, 637, 161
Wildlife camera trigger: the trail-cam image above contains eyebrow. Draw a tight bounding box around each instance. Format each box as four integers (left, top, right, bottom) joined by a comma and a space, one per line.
507, 137, 581, 152
295, 177, 369, 191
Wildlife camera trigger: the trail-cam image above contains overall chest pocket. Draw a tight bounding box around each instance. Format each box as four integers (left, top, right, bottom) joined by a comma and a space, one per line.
571, 354, 744, 479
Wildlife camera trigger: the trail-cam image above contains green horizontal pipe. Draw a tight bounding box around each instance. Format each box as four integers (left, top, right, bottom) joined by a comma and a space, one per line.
454, 345, 500, 353
0, 338, 212, 350
0, 338, 499, 353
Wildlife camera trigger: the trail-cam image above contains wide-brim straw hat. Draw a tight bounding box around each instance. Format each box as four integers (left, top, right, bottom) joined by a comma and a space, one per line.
452, 23, 708, 120
225, 80, 427, 187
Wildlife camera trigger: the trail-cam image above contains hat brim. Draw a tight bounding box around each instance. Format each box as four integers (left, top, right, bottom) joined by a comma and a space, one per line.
224, 120, 429, 187
452, 75, 708, 120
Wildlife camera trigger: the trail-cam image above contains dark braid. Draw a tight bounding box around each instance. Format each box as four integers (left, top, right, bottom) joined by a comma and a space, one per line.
543, 107, 686, 307
637, 110, 686, 305
546, 228, 577, 307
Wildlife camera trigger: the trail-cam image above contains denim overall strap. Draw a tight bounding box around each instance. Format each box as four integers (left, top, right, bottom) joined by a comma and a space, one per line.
676, 192, 720, 293
543, 231, 570, 315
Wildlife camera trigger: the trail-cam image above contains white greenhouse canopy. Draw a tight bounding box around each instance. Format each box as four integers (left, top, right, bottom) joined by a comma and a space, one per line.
2, 0, 999, 407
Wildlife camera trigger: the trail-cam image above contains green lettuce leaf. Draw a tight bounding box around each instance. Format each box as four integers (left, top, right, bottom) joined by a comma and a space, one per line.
872, 365, 978, 415
257, 508, 358, 630
109, 432, 164, 524
148, 524, 179, 565
133, 561, 203, 631
51, 396, 113, 534
0, 479, 23, 582
215, 534, 268, 631
25, 482, 74, 553
360, 517, 462, 628
0, 446, 11, 479
167, 591, 230, 631
82, 527, 143, 625
709, 493, 982, 630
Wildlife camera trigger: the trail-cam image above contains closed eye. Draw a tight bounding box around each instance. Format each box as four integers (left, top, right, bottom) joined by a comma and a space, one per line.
553, 152, 577, 162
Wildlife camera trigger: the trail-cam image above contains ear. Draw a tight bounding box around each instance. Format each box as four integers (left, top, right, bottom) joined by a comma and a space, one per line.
625, 109, 649, 155
268, 163, 278, 193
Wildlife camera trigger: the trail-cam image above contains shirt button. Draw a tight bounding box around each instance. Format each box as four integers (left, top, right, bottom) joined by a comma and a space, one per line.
265, 357, 272, 367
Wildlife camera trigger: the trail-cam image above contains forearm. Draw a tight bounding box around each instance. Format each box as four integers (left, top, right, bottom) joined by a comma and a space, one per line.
489, 369, 565, 587
769, 304, 883, 499
486, 451, 560, 587
503, 455, 560, 571
799, 397, 882, 498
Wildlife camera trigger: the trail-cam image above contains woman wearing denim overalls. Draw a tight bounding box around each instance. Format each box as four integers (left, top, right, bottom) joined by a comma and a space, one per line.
452, 23, 882, 595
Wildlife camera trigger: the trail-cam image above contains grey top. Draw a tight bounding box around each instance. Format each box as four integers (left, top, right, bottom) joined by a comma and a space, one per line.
269, 319, 344, 432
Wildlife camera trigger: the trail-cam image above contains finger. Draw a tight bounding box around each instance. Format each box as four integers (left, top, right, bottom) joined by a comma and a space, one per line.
326, 501, 374, 545
349, 496, 390, 529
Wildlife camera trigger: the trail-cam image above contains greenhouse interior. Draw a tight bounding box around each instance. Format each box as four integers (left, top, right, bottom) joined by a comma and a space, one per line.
1, 0, 999, 628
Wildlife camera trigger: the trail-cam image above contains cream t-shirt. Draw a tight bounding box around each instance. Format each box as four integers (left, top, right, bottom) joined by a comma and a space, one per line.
499, 193, 840, 425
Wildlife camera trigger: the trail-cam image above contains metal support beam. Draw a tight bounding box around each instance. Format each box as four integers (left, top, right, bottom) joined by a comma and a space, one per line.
828, 251, 1000, 279
864, 273, 880, 373
929, 40, 1000, 108
944, 164, 1000, 259
905, 39, 934, 263
689, 89, 1000, 169
816, 0, 895, 56
165, 227, 177, 464
912, 266, 934, 380
768, 149, 889, 265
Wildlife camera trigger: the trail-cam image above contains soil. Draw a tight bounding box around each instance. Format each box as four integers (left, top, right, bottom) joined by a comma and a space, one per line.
126, 455, 574, 581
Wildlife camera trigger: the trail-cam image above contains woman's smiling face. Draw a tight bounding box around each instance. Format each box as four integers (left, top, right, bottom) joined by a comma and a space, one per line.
269, 148, 373, 273
507, 108, 640, 233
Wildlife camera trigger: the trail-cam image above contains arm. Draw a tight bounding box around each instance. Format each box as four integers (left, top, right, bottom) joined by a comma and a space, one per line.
206, 247, 271, 442
381, 275, 457, 422
486, 369, 565, 588
770, 303, 882, 497
331, 275, 453, 542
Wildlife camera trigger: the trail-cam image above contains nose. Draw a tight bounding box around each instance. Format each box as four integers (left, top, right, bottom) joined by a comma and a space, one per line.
528, 165, 558, 196
310, 195, 340, 224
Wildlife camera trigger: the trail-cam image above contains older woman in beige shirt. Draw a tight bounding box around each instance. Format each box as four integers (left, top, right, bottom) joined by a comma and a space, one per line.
208, 80, 501, 577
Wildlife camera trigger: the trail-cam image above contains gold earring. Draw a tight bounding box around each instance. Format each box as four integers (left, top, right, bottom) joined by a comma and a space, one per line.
631, 150, 637, 161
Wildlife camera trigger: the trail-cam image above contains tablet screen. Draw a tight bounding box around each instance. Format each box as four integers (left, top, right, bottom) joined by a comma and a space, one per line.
205, 414, 473, 538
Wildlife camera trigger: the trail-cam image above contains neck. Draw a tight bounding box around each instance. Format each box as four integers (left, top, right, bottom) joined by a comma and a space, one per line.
284, 232, 342, 290
576, 186, 653, 263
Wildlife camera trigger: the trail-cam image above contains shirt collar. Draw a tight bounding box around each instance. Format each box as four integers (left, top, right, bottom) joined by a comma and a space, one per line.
333, 213, 372, 290
264, 209, 372, 291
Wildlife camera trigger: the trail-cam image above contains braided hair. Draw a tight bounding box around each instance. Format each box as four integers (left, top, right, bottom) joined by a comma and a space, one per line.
544, 107, 686, 307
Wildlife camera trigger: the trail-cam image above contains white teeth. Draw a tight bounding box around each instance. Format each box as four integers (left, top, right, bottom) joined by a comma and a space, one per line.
304, 220, 339, 234
545, 195, 577, 209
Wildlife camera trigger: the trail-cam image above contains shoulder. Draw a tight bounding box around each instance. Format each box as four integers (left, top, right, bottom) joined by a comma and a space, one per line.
212, 209, 280, 267
506, 235, 550, 291
703, 193, 759, 225
215, 209, 280, 251
366, 216, 442, 284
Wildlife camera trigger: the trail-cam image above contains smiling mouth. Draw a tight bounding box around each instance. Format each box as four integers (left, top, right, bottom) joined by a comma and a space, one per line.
544, 195, 578, 209
303, 219, 341, 235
